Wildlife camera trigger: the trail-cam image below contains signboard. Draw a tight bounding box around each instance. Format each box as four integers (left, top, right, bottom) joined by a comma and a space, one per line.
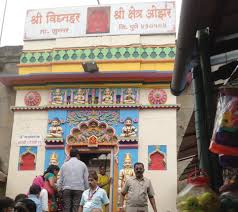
24, 2, 176, 40
16, 134, 44, 146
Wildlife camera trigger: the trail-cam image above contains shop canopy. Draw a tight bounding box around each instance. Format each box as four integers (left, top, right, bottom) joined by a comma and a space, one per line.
171, 0, 238, 96
173, 0, 238, 183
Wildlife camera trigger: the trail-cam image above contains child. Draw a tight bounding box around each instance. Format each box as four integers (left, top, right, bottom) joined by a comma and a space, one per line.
79, 170, 109, 212
28, 184, 42, 212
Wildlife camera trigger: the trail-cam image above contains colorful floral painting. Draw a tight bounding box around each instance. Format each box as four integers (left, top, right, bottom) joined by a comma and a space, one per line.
148, 145, 167, 170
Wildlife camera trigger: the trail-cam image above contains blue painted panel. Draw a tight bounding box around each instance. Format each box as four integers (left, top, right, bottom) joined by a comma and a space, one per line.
117, 110, 139, 136
44, 149, 65, 170
118, 148, 138, 172
48, 110, 67, 140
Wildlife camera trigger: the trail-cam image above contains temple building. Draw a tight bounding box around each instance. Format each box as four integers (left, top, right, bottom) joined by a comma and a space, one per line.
1, 2, 178, 211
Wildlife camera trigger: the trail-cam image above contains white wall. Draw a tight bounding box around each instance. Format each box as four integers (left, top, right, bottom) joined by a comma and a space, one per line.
23, 34, 175, 50
139, 109, 177, 212
6, 105, 48, 198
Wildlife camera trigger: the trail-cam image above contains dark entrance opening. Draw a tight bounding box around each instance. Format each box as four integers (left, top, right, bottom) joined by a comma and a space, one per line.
79, 152, 111, 175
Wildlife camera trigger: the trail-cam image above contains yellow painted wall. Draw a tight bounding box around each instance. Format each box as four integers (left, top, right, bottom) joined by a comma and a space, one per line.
18, 61, 174, 75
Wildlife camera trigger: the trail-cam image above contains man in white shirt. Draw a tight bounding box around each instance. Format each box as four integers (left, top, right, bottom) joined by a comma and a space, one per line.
58, 148, 89, 212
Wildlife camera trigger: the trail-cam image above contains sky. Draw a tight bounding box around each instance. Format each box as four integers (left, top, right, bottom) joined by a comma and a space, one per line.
0, 0, 181, 46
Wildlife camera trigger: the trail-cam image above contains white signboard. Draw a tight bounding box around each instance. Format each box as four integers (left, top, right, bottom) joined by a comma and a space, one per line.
16, 134, 44, 146
24, 2, 176, 40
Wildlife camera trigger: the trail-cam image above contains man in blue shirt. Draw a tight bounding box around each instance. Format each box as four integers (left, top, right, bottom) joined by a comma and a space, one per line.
79, 170, 109, 212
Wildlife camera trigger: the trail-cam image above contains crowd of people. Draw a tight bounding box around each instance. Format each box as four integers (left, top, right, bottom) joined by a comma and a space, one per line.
0, 148, 157, 212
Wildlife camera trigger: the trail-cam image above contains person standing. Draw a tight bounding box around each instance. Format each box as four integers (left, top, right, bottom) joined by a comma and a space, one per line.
79, 170, 109, 212
32, 175, 48, 212
43, 164, 60, 212
119, 162, 158, 212
98, 165, 111, 197
58, 148, 89, 212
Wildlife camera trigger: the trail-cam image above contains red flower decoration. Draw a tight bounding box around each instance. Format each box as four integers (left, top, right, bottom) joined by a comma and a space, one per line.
24, 91, 41, 106
148, 89, 167, 104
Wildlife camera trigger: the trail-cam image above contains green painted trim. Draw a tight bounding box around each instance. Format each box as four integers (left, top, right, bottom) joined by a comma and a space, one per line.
20, 46, 176, 64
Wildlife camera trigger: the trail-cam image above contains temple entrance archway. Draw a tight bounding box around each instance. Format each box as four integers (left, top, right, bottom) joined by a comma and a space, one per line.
65, 118, 119, 212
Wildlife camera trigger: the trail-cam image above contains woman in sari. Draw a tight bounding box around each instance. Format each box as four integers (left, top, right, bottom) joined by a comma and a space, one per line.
43, 164, 60, 212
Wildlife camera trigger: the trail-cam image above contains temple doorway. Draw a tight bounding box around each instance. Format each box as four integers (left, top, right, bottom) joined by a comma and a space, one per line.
79, 152, 111, 176
79, 150, 114, 212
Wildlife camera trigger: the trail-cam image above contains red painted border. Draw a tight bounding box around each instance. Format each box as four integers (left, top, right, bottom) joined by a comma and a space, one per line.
0, 71, 172, 86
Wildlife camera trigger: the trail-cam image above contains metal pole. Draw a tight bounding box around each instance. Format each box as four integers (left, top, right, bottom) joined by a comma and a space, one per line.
192, 65, 211, 174
0, 0, 8, 46
97, 0, 100, 5
197, 29, 223, 191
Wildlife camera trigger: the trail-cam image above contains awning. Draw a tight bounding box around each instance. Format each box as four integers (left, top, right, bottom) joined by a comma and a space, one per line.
171, 0, 238, 96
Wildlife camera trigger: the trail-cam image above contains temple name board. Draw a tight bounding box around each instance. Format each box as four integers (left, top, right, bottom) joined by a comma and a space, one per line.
24, 1, 176, 40
16, 134, 44, 146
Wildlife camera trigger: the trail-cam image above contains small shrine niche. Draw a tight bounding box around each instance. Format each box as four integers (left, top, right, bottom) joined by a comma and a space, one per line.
123, 88, 137, 104
119, 117, 138, 144
148, 145, 167, 170
50, 88, 66, 105
45, 118, 64, 147
102, 88, 114, 104
18, 147, 37, 171
73, 88, 87, 104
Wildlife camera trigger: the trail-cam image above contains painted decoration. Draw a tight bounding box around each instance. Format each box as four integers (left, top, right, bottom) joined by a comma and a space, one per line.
148, 89, 167, 104
24, 91, 41, 106
123, 88, 137, 104
18, 146, 37, 171
44, 149, 65, 169
49, 152, 59, 165
45, 117, 64, 145
119, 111, 139, 144
67, 110, 119, 126
102, 88, 114, 104
67, 118, 117, 145
49, 88, 139, 105
24, 2, 176, 40
16, 134, 44, 146
87, 7, 110, 34
120, 117, 137, 138
118, 153, 135, 190
118, 149, 138, 208
148, 145, 167, 170
45, 108, 139, 211
73, 88, 86, 104
50, 88, 65, 105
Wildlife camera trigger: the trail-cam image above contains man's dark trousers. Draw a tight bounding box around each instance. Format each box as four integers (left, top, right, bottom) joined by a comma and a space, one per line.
62, 189, 83, 212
